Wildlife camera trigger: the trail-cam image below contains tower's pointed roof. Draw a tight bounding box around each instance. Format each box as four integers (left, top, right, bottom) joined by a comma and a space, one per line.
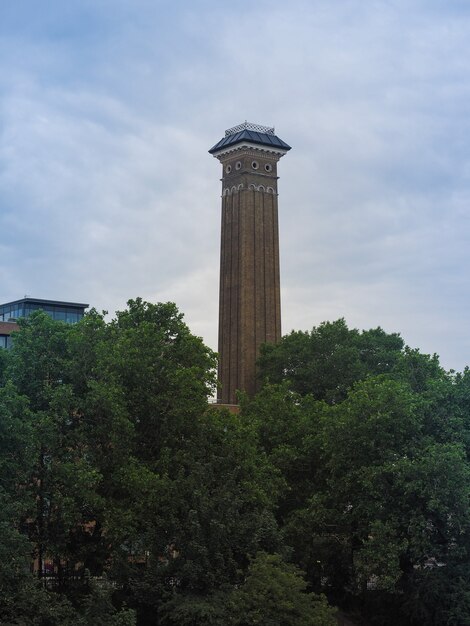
209, 122, 291, 155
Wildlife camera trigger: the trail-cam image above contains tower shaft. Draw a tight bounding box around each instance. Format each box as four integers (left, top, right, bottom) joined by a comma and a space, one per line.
210, 122, 290, 404
219, 177, 281, 402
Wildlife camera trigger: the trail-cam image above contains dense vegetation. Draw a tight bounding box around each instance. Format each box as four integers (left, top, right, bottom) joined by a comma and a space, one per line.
1, 303, 470, 625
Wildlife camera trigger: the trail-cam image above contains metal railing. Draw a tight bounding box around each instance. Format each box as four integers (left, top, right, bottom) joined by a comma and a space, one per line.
225, 121, 275, 136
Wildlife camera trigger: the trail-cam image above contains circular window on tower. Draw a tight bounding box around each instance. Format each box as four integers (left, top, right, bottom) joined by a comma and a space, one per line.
265, 163, 273, 172
235, 161, 242, 170
252, 161, 259, 170
225, 164, 232, 174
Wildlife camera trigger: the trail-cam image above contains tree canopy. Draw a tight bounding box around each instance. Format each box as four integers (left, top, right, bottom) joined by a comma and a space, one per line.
1, 308, 470, 625
253, 318, 470, 625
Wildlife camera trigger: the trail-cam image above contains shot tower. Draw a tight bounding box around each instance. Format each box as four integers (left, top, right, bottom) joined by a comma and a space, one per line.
209, 122, 291, 404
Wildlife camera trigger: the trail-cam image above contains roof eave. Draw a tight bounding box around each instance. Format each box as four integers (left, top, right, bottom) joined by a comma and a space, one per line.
0, 298, 89, 309
209, 141, 290, 159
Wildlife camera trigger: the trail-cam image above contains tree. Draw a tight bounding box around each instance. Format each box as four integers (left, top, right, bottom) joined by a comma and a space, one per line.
246, 376, 470, 624
229, 553, 336, 626
257, 319, 404, 402
126, 406, 284, 625
4, 303, 469, 625
157, 554, 336, 626
96, 299, 217, 466
4, 312, 109, 580
249, 321, 470, 625
257, 319, 450, 404
239, 384, 324, 524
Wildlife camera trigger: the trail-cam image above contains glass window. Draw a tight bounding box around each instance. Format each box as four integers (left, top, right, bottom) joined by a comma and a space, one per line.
0, 336, 11, 349
66, 312, 79, 323
10, 307, 25, 319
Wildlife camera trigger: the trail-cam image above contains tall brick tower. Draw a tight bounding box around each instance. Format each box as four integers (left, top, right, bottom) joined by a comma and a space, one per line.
209, 122, 291, 404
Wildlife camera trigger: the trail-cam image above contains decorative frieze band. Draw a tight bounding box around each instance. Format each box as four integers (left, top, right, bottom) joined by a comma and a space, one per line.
222, 184, 276, 196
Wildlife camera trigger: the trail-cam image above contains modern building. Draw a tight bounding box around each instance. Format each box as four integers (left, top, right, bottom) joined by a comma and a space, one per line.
209, 122, 291, 404
0, 297, 88, 323
0, 297, 89, 348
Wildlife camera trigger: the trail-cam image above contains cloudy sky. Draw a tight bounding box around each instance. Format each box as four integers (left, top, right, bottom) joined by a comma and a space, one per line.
1, 0, 470, 371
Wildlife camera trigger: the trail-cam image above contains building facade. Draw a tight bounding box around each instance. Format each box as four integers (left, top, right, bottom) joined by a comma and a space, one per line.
0, 322, 16, 349
0, 297, 89, 348
209, 122, 291, 404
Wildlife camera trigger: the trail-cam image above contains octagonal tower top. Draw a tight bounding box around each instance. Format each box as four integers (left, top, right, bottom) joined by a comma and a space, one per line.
209, 121, 291, 158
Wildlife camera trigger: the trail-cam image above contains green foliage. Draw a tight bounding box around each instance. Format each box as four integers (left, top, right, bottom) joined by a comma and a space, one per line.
126, 407, 284, 624
78, 581, 137, 626
0, 580, 136, 626
5, 306, 468, 625
0, 491, 32, 600
403, 564, 470, 626
229, 552, 337, 626
258, 319, 404, 402
0, 301, 219, 623
158, 554, 336, 626
7, 311, 72, 411
1, 582, 82, 625
157, 590, 230, 626
101, 298, 217, 465
250, 320, 470, 624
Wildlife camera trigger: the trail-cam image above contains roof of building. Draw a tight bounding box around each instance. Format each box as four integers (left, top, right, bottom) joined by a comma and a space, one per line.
209, 122, 291, 155
0, 297, 89, 310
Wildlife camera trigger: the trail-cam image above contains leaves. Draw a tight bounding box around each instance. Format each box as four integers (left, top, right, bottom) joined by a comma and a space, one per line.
229, 553, 337, 626
6, 306, 468, 624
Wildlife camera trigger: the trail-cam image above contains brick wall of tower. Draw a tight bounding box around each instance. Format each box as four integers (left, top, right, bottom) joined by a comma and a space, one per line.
217, 148, 283, 404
